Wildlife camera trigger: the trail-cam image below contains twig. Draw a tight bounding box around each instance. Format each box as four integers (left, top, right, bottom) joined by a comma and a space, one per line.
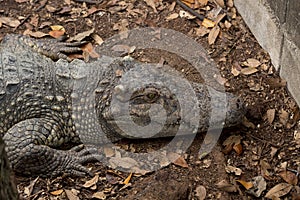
175, 0, 205, 21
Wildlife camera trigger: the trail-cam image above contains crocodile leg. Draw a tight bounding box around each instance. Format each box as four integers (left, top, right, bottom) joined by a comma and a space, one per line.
3, 118, 102, 177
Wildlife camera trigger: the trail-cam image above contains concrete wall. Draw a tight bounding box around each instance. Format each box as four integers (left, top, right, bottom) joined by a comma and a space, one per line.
235, 0, 300, 106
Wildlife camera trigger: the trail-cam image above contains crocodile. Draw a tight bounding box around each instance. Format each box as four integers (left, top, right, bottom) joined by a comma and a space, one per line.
0, 34, 245, 177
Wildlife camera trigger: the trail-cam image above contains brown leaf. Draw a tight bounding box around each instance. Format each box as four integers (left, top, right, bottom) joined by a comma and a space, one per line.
260, 160, 272, 180
15, 0, 29, 2
233, 143, 243, 155
50, 189, 64, 196
83, 174, 99, 188
65, 189, 80, 200
179, 10, 196, 19
195, 26, 210, 37
197, 0, 208, 6
236, 180, 253, 190
23, 29, 48, 38
166, 13, 179, 21
208, 25, 220, 45
279, 109, 289, 126
46, 5, 57, 12
144, 0, 157, 13
266, 109, 276, 124
29, 15, 39, 27
92, 191, 106, 200
81, 43, 100, 59
216, 180, 237, 193
49, 30, 65, 39
123, 173, 132, 185
225, 165, 242, 176
243, 58, 261, 68
91, 33, 104, 45
242, 117, 256, 129
279, 171, 298, 185
69, 28, 94, 42
222, 135, 242, 154
202, 18, 215, 28
241, 67, 258, 75
195, 185, 206, 200
265, 183, 293, 199
0, 17, 20, 27
173, 156, 189, 168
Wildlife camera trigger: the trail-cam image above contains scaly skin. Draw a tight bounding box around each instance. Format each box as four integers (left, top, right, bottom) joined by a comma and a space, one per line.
0, 34, 245, 177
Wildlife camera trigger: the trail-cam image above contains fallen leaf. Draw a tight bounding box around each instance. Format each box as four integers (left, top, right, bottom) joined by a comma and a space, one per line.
279, 109, 289, 126
236, 180, 253, 190
214, 0, 224, 7
83, 174, 99, 188
222, 135, 242, 154
195, 26, 210, 37
24, 177, 39, 196
179, 10, 196, 19
241, 67, 258, 75
195, 185, 206, 200
225, 165, 242, 176
197, 0, 208, 6
216, 180, 237, 193
260, 160, 272, 180
49, 30, 65, 38
69, 28, 95, 42
29, 15, 39, 27
166, 13, 179, 21
0, 17, 20, 27
173, 156, 189, 168
144, 0, 157, 13
65, 189, 80, 200
279, 170, 298, 185
92, 191, 106, 200
242, 117, 256, 129
123, 173, 132, 185
46, 5, 57, 12
266, 109, 276, 124
208, 25, 220, 45
15, 0, 29, 2
50, 25, 65, 31
265, 183, 293, 199
233, 143, 243, 155
23, 29, 48, 38
248, 176, 267, 197
244, 58, 261, 68
81, 43, 100, 59
202, 18, 215, 28
50, 189, 64, 196
91, 33, 104, 45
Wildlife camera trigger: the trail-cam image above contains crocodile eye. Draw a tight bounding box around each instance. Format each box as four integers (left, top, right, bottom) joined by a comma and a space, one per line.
146, 92, 158, 102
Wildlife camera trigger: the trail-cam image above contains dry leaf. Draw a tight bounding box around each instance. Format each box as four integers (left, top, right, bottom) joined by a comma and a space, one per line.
242, 117, 256, 129
202, 18, 215, 28
241, 67, 258, 75
195, 185, 206, 200
50, 25, 65, 31
15, 0, 29, 2
50, 189, 64, 196
197, 0, 208, 6
29, 15, 39, 27
214, 0, 225, 7
46, 5, 57, 12
208, 25, 220, 45
223, 135, 242, 154
49, 30, 65, 38
236, 180, 253, 190
260, 160, 272, 180
83, 174, 99, 188
91, 33, 104, 45
92, 191, 106, 200
225, 165, 242, 176
179, 10, 196, 19
65, 189, 80, 200
70, 28, 95, 42
195, 26, 210, 37
24, 177, 39, 196
279, 109, 289, 126
244, 58, 261, 68
266, 109, 276, 124
173, 156, 189, 168
0, 17, 21, 27
248, 176, 267, 197
279, 171, 298, 185
216, 180, 237, 193
81, 43, 100, 59
23, 29, 48, 38
166, 13, 179, 21
233, 143, 243, 155
123, 173, 132, 185
144, 0, 157, 13
265, 183, 293, 199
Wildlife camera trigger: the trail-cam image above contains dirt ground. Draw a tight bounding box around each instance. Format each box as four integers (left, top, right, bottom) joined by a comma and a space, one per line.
0, 0, 300, 199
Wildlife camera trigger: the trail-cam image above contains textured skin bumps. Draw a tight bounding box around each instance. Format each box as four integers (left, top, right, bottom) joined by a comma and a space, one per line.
0, 35, 245, 177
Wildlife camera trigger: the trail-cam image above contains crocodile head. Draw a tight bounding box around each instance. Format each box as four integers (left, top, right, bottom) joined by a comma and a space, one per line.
97, 63, 246, 140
